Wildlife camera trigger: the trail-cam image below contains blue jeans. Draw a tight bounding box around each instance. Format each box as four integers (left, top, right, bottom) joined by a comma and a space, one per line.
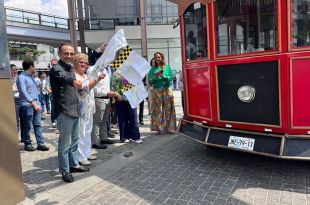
40, 93, 50, 113
57, 113, 80, 173
19, 106, 45, 146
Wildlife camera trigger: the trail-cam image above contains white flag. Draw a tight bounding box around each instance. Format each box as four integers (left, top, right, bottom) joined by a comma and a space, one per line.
117, 50, 151, 85
88, 29, 128, 79
123, 82, 148, 108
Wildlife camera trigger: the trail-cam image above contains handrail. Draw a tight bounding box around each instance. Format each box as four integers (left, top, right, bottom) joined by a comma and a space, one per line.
5, 6, 68, 20
4, 6, 69, 29
4, 6, 179, 31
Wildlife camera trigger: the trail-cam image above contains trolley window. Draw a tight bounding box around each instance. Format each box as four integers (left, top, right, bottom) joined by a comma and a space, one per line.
292, 0, 310, 48
183, 2, 207, 61
216, 0, 277, 56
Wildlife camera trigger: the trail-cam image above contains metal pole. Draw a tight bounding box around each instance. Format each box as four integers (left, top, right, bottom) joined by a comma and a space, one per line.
139, 0, 148, 59
67, 0, 77, 51
77, 0, 86, 53
0, 0, 10, 79
0, 1, 25, 204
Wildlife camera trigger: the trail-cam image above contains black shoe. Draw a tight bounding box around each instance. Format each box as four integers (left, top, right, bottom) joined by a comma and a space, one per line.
139, 121, 144, 125
108, 130, 115, 138
92, 144, 107, 149
37, 144, 49, 151
70, 166, 89, 173
100, 139, 114, 144
24, 145, 36, 151
62, 172, 74, 183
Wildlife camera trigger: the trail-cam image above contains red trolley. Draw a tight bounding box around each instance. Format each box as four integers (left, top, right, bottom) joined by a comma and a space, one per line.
172, 0, 310, 159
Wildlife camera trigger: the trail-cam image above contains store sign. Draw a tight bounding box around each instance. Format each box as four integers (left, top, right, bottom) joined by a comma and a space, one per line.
8, 43, 37, 50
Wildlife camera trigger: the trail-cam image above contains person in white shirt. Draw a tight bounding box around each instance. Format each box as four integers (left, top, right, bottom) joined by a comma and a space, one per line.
39, 72, 51, 114
88, 44, 116, 149
74, 53, 105, 166
11, 64, 20, 133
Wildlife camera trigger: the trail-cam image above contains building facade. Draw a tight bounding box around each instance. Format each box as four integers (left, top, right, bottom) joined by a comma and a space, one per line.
8, 42, 57, 71
79, 0, 182, 71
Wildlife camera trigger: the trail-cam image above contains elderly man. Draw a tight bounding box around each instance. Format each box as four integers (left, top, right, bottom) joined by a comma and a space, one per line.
49, 44, 89, 183
89, 43, 116, 149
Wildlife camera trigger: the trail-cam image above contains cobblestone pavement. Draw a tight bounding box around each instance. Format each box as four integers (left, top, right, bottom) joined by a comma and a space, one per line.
19, 91, 310, 205
67, 136, 310, 205
19, 90, 183, 203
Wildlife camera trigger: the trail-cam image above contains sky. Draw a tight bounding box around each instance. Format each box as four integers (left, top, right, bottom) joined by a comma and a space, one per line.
4, 0, 68, 17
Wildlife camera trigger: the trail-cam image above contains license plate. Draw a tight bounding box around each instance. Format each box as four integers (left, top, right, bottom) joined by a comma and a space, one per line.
228, 136, 255, 151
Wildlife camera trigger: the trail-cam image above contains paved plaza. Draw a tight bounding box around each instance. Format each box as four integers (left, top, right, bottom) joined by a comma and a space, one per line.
19, 91, 310, 205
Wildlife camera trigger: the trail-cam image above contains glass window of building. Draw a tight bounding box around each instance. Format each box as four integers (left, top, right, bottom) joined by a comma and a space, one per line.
146, 0, 178, 24
147, 38, 181, 72
216, 0, 277, 56
116, 0, 139, 25
184, 2, 207, 61
292, 0, 310, 47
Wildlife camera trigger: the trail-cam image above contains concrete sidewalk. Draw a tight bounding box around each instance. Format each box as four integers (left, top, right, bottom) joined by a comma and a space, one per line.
19, 90, 184, 205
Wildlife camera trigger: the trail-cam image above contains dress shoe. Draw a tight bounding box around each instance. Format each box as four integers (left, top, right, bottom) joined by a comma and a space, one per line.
70, 166, 89, 173
79, 160, 92, 166
24, 145, 36, 151
108, 130, 115, 138
92, 144, 107, 149
62, 172, 74, 183
100, 139, 114, 144
88, 155, 97, 160
37, 144, 49, 151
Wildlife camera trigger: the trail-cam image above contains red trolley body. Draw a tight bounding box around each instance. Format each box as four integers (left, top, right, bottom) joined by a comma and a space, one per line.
173, 0, 310, 159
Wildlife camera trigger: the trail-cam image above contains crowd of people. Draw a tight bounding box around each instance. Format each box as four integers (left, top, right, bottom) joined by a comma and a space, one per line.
11, 43, 181, 183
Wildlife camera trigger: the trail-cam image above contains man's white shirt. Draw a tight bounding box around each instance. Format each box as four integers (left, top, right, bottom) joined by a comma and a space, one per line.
87, 66, 110, 97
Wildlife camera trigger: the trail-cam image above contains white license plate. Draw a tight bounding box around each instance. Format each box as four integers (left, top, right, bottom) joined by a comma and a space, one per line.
228, 136, 255, 151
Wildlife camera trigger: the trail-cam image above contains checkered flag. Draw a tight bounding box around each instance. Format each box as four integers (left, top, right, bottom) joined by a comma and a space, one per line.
111, 46, 132, 71
121, 83, 134, 93
87, 29, 128, 80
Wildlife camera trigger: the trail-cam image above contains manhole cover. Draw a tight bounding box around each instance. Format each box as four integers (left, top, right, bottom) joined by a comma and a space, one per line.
123, 152, 133, 157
